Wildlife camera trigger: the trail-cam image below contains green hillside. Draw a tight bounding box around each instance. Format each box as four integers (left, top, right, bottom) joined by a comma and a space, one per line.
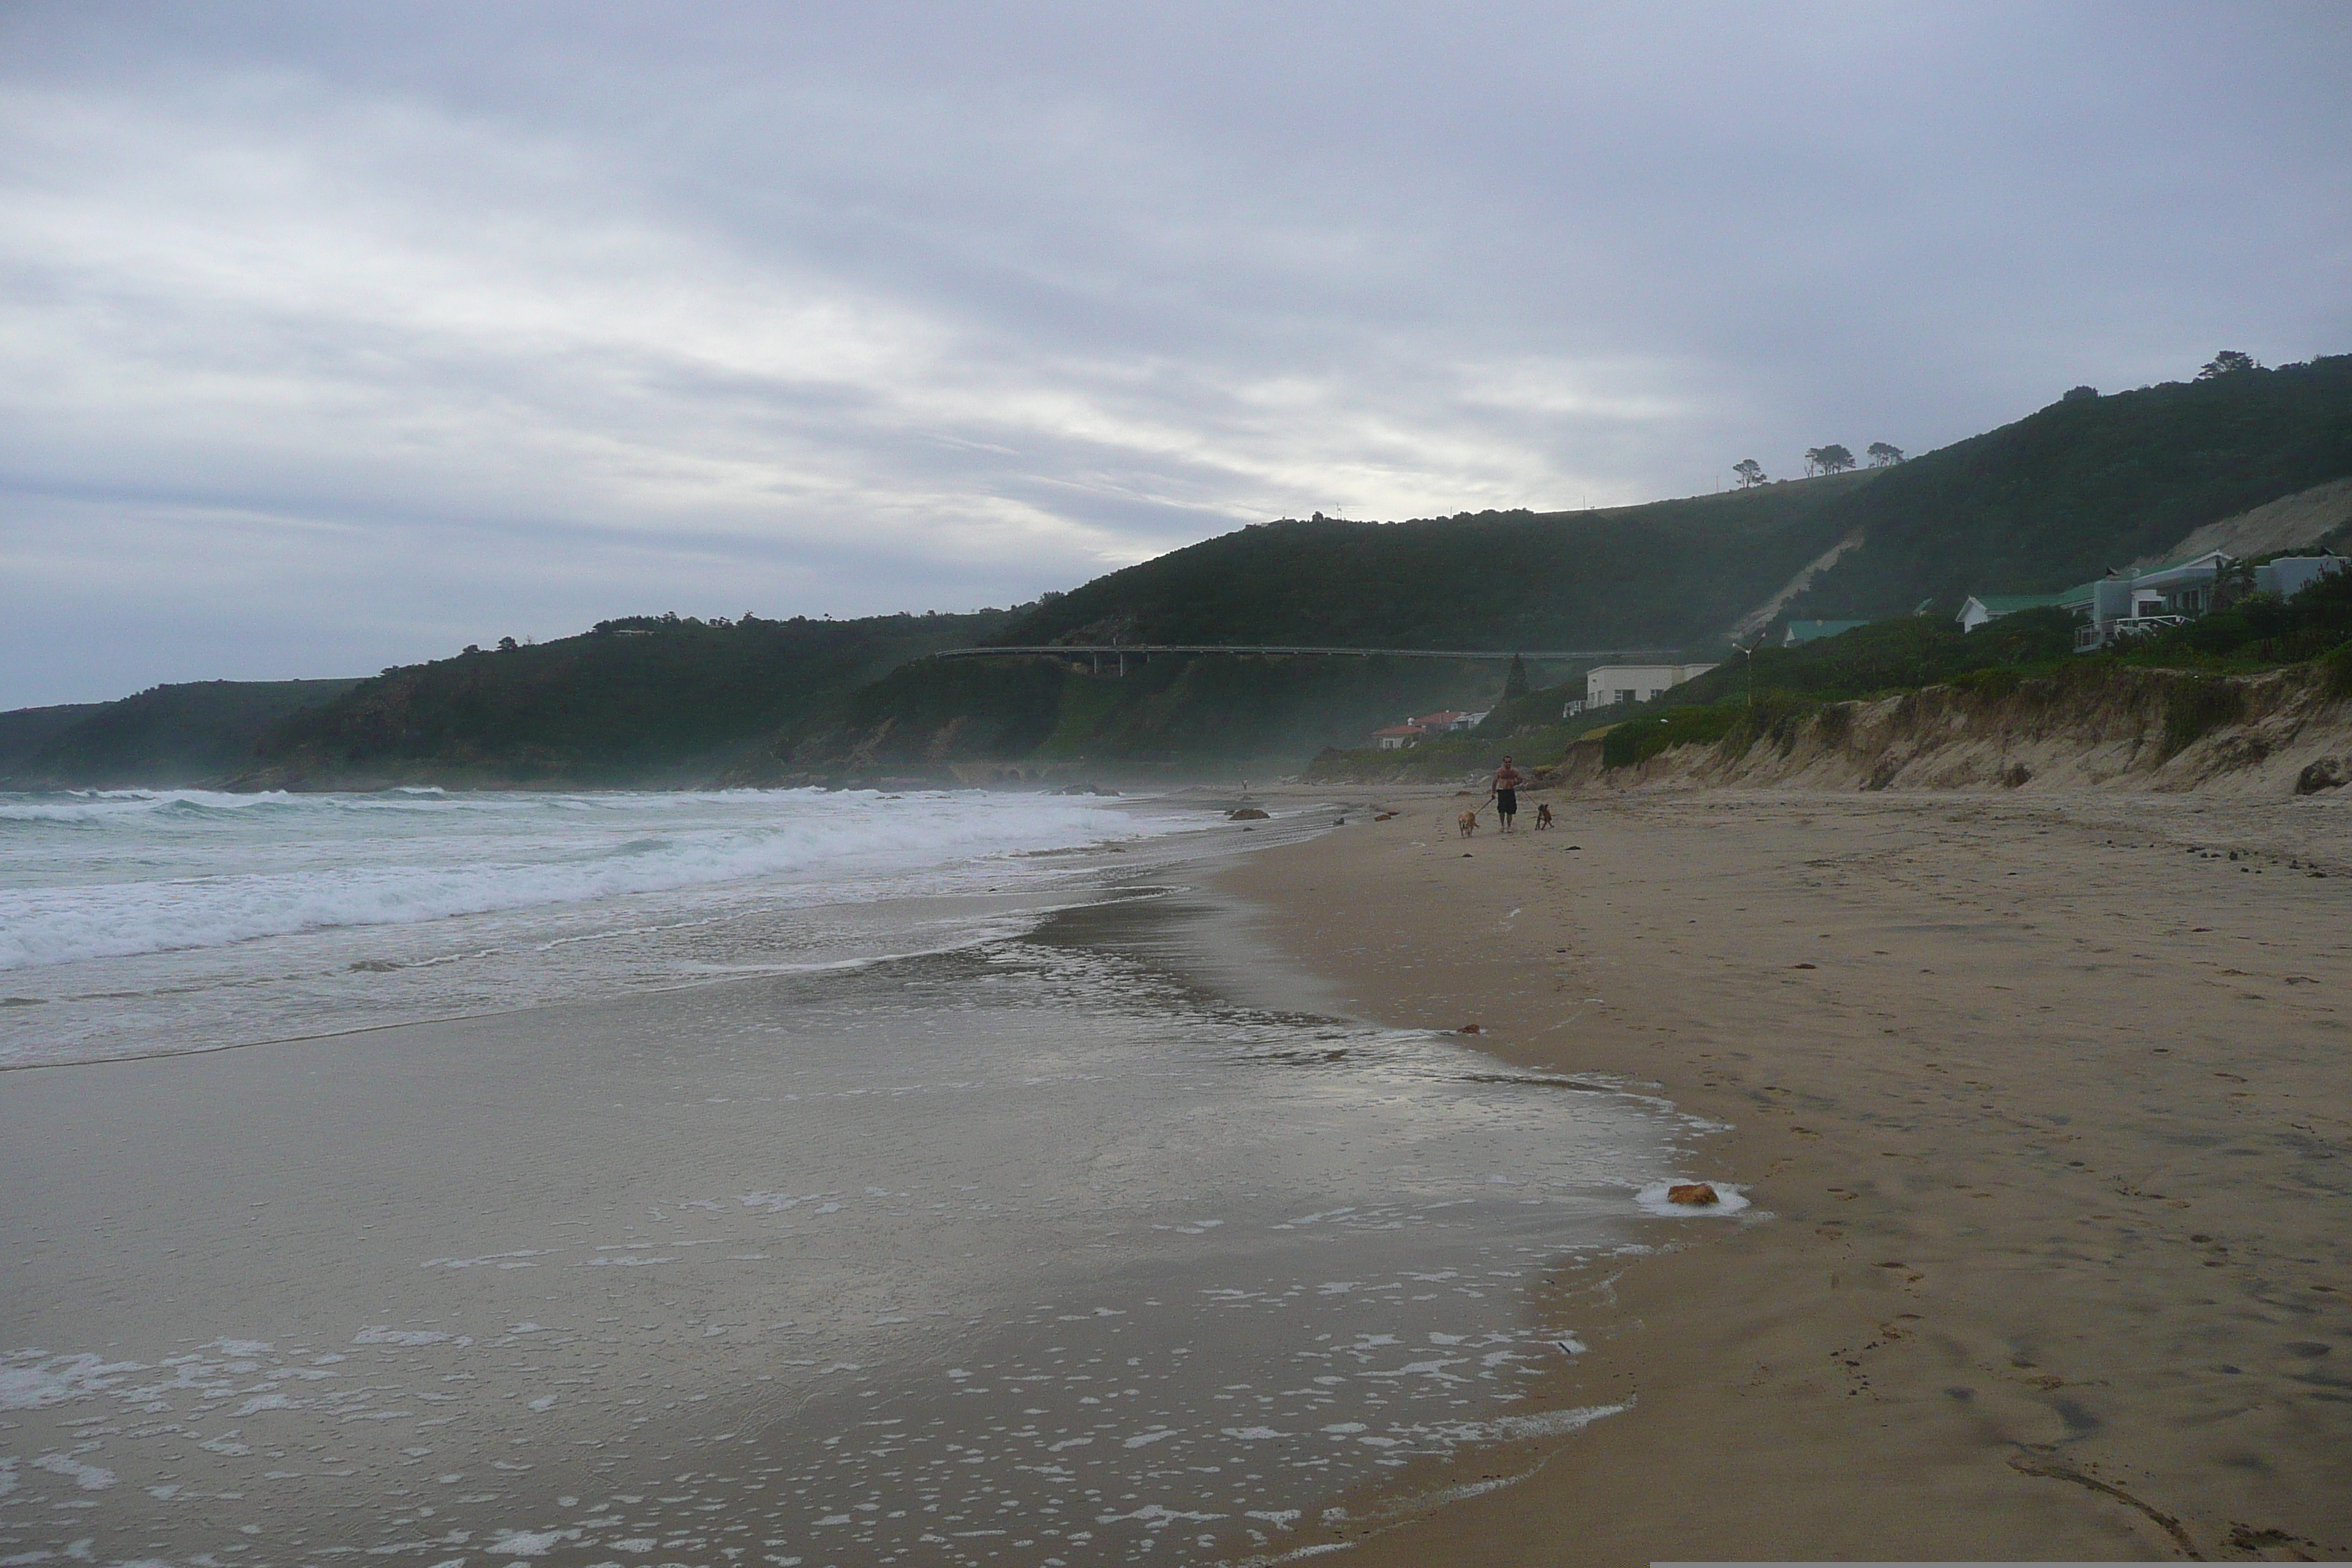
994, 472, 1876, 652
244, 611, 1010, 786
777, 652, 1510, 773
1, 680, 361, 788
811, 354, 2352, 774
988, 355, 2352, 658
1785, 355, 2352, 618
0, 702, 107, 778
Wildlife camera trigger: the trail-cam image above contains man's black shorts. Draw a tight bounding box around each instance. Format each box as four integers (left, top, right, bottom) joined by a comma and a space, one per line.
1496, 788, 1517, 815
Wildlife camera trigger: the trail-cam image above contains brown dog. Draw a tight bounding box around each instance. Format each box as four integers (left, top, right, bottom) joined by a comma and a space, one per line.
1457, 810, 1479, 838
1534, 803, 1555, 831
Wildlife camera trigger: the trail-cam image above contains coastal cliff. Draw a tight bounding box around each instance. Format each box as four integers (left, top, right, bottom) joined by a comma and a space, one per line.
1545, 660, 2352, 799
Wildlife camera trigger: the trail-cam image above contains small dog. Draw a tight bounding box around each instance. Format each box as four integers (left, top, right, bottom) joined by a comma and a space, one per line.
1534, 803, 1555, 831
1457, 810, 1480, 838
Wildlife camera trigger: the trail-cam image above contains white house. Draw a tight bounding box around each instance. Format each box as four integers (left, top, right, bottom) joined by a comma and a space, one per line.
1584, 663, 1718, 709
1967, 551, 2344, 655
1956, 593, 2063, 632
1782, 619, 1869, 647
2254, 554, 2347, 599
2075, 550, 2235, 650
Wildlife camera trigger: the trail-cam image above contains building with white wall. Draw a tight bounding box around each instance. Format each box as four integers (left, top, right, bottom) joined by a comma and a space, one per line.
1584, 663, 1717, 709
2254, 554, 2347, 599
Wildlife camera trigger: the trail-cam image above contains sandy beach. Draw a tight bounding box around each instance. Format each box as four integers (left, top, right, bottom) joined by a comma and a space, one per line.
6, 783, 2348, 1564
1224, 784, 2352, 1562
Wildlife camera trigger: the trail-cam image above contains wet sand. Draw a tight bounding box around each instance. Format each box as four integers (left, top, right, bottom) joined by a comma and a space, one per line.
0, 853, 1693, 1565
1226, 785, 2352, 1562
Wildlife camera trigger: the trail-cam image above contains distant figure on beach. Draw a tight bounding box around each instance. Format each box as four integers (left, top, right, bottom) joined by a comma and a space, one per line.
1491, 755, 1524, 832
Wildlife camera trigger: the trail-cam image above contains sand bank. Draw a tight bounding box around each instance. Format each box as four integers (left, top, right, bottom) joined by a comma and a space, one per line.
1224, 786, 2351, 1562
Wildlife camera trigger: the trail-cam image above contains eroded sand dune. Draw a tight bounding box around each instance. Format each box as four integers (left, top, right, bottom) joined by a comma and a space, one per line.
1556, 664, 2352, 799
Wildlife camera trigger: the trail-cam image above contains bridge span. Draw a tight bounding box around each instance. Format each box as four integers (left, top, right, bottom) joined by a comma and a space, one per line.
929, 643, 1680, 666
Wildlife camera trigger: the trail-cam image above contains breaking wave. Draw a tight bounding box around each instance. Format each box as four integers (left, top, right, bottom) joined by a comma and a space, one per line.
0, 788, 1151, 970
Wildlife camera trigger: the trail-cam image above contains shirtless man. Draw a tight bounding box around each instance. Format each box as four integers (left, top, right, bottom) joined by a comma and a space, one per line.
1491, 755, 1525, 833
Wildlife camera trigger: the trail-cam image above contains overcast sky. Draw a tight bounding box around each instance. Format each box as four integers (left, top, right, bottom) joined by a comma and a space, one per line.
2, 1, 2347, 707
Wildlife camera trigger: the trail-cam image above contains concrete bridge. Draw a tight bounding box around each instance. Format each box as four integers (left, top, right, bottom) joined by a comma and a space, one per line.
929, 643, 1680, 671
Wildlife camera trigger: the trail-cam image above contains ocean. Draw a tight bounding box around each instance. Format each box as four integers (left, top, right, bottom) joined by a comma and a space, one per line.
0, 787, 1182, 1068
0, 787, 1716, 1565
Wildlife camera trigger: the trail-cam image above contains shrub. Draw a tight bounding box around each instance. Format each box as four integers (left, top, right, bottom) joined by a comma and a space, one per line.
2321, 641, 2352, 701
1749, 690, 1820, 755
2161, 676, 2245, 758
1953, 666, 2022, 701
1601, 704, 1744, 769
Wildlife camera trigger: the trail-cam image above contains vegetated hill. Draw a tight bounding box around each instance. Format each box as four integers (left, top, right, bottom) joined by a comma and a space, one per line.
991, 473, 1879, 652
992, 358, 2352, 657
1653, 608, 2083, 709
772, 652, 1514, 777
0, 680, 362, 788
1784, 355, 2352, 620
0, 702, 107, 778
244, 611, 1011, 787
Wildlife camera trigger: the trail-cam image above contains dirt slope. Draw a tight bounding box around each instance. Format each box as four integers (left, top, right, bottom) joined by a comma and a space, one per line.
1550, 665, 2352, 799
2137, 476, 2352, 570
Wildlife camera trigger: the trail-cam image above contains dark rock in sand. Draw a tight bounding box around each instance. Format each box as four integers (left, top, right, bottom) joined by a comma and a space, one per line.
1667, 1183, 1720, 1206
1229, 807, 1270, 820
2295, 758, 2348, 795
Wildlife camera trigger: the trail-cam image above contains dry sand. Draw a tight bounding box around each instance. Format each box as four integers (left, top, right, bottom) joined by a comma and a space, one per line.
1224, 785, 2352, 1563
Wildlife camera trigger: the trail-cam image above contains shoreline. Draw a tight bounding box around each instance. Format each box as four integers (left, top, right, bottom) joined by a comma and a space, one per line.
1220, 783, 2352, 1562
1, 800, 1665, 1565
0, 791, 1256, 1072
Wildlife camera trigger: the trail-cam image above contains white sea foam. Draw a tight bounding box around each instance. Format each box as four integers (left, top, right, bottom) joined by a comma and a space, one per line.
353, 1328, 451, 1346
486, 1527, 565, 1556
0, 1353, 145, 1411
1632, 1180, 1751, 1216
1405, 1401, 1630, 1447
31, 1453, 116, 1490
0, 788, 1155, 971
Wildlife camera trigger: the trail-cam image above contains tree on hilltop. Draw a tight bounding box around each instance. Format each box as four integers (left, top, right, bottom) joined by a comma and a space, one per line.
1805, 445, 1856, 475
1866, 442, 1904, 467
2198, 350, 2259, 380
1501, 654, 1529, 701
1733, 458, 1767, 487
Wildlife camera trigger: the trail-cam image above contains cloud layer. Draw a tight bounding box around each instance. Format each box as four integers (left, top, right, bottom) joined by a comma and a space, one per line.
3, 1, 2347, 705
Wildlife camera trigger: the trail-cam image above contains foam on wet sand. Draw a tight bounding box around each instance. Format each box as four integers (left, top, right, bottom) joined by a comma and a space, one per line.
0, 819, 1719, 1565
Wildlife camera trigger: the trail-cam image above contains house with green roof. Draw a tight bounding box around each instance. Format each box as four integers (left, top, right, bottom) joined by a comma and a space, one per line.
1955, 593, 2064, 632
2076, 549, 2235, 649
1961, 550, 2238, 650
1781, 618, 1871, 647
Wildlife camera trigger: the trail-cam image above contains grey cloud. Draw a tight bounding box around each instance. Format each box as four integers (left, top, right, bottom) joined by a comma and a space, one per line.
2, 0, 2347, 705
